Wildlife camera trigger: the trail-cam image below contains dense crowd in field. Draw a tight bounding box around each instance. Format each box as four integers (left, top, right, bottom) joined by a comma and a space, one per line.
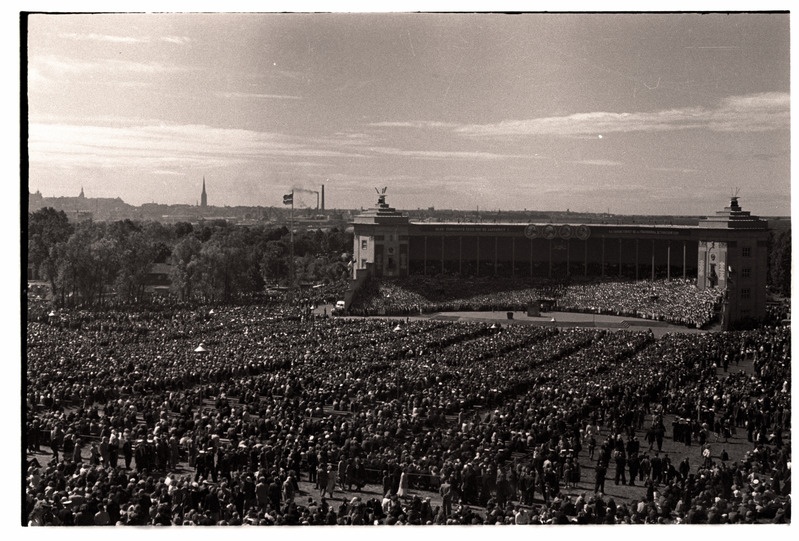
349, 278, 724, 329
25, 305, 790, 525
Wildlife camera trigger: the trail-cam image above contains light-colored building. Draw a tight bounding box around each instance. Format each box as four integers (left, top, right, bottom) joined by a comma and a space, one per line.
351, 193, 770, 328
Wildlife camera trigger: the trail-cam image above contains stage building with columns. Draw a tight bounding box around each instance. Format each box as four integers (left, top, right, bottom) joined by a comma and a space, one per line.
351, 193, 769, 326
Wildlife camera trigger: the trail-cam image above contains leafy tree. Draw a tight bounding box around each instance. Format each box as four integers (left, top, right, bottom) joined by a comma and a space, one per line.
266, 225, 289, 242
326, 228, 353, 254
260, 241, 288, 284
152, 241, 172, 264
90, 236, 120, 305
53, 224, 99, 305
170, 235, 202, 301
114, 231, 156, 302
107, 219, 142, 241
768, 229, 791, 297
28, 207, 73, 289
174, 221, 194, 238
195, 224, 214, 243
142, 221, 174, 245
195, 230, 254, 302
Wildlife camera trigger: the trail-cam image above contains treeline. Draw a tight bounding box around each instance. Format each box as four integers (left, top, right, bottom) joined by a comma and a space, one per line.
28, 208, 353, 306
27, 207, 792, 306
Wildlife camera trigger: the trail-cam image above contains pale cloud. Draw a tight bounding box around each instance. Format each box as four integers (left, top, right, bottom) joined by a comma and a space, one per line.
369, 121, 459, 129
369, 147, 534, 160
648, 166, 699, 174
330, 132, 376, 144
707, 93, 790, 132
57, 33, 192, 46
160, 36, 191, 45
59, 32, 147, 44
268, 161, 330, 168
453, 92, 789, 139
32, 55, 188, 77
217, 91, 303, 100
28, 113, 175, 126
573, 159, 624, 167
29, 122, 365, 171
539, 183, 651, 195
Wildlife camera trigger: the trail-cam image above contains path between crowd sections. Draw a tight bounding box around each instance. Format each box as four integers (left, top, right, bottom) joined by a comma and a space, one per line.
315, 303, 712, 339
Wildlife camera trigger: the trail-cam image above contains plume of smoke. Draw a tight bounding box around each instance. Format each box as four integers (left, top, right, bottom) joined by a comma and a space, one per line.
288, 187, 320, 208
291, 187, 318, 195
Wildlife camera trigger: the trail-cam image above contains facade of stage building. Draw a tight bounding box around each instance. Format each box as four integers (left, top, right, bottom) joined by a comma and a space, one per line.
351, 194, 769, 325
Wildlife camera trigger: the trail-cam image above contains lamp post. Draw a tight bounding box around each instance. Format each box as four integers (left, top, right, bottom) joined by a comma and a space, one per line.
283, 190, 295, 293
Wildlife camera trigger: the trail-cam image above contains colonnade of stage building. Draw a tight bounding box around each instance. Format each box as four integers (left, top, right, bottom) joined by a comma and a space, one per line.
405, 227, 699, 281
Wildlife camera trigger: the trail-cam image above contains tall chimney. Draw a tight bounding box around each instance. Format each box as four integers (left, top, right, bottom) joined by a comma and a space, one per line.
321, 184, 325, 211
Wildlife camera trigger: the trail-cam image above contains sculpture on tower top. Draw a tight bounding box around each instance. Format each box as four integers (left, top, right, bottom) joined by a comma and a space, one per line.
729, 187, 741, 211
375, 186, 388, 207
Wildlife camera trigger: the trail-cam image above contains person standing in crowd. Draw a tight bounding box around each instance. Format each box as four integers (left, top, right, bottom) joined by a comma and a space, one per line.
326, 465, 337, 497
318, 464, 329, 498
49, 424, 63, 462
308, 449, 318, 486
282, 473, 296, 505
255, 477, 268, 511
268, 477, 281, 511
614, 449, 627, 486
398, 469, 409, 499
594, 462, 607, 494
382, 470, 392, 497
338, 458, 347, 492
439, 476, 452, 517
122, 436, 133, 470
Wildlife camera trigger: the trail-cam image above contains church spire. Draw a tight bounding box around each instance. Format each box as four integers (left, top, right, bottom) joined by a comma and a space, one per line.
201, 176, 207, 208
79, 186, 85, 199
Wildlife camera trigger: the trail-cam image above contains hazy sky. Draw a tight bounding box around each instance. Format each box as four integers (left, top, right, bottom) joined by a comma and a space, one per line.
25, 12, 790, 215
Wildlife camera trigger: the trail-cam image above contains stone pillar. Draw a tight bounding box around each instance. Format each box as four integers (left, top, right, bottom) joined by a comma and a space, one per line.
584, 240, 588, 277
635, 239, 640, 281
441, 236, 445, 275
459, 236, 463, 276
476, 236, 480, 277
494, 236, 498, 276
651, 239, 656, 281
423, 236, 428, 276
566, 239, 570, 276
530, 238, 534, 278
667, 242, 671, 280
601, 237, 605, 277
683, 241, 687, 279
512, 237, 516, 278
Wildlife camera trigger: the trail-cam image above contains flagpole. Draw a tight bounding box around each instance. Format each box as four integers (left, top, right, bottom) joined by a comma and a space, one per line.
290, 189, 294, 291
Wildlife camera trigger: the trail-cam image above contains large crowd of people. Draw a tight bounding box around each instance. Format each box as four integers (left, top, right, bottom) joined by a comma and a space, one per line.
24, 298, 790, 525
350, 278, 723, 329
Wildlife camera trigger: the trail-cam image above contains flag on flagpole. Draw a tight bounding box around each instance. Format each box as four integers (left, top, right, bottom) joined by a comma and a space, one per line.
283, 193, 293, 205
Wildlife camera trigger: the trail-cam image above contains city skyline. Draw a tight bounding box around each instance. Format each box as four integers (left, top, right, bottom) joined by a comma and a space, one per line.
26, 11, 790, 216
